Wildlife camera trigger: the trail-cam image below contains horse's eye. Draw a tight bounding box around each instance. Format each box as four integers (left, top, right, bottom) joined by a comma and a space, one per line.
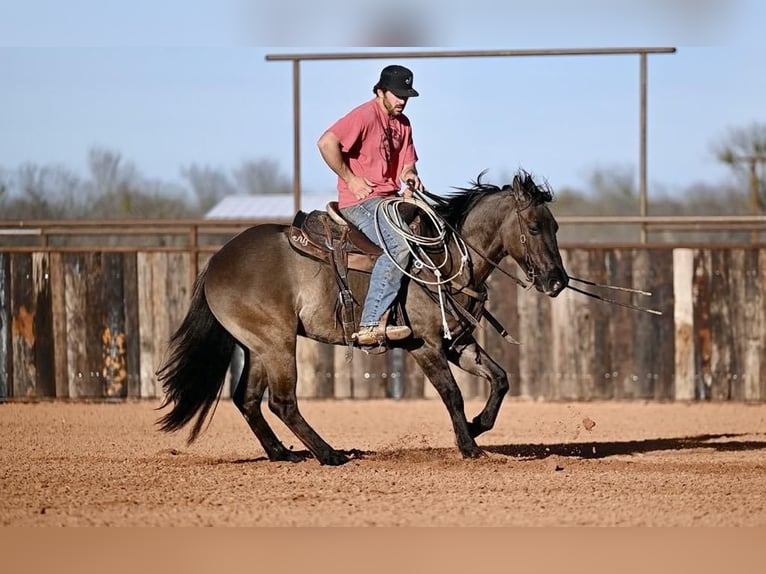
528, 224, 540, 235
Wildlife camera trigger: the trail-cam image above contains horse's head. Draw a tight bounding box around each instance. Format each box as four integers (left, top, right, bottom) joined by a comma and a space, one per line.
500, 172, 568, 297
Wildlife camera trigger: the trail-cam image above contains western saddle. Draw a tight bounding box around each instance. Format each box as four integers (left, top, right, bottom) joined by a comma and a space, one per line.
288, 202, 418, 354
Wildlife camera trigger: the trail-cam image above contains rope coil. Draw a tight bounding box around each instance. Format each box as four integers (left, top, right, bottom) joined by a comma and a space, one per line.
372, 195, 469, 338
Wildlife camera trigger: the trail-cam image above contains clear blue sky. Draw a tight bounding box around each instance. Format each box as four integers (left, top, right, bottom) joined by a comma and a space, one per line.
1, 0, 764, 201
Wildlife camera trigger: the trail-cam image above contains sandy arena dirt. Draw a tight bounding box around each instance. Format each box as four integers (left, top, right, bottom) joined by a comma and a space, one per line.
1, 399, 764, 526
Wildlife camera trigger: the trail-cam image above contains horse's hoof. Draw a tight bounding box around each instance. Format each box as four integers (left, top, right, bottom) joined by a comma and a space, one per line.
271, 450, 306, 463
319, 450, 350, 466
461, 447, 487, 459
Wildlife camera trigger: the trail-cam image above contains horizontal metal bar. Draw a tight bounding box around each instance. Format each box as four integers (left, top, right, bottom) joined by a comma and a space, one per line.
265, 48, 677, 62
555, 215, 766, 225
0, 228, 42, 235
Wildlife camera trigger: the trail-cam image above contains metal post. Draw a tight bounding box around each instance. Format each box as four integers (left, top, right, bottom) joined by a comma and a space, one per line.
639, 52, 648, 244
292, 60, 301, 215
189, 224, 199, 288
750, 157, 760, 243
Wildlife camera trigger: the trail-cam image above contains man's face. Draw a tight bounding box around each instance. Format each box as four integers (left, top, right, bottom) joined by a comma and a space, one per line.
381, 90, 408, 116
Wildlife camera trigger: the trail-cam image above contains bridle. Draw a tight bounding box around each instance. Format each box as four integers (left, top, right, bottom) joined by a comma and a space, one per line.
417, 185, 538, 291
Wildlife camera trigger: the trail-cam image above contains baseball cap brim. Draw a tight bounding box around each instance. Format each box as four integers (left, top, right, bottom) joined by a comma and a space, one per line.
390, 87, 419, 98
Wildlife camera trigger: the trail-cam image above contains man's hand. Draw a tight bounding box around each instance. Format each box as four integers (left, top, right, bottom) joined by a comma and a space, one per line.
348, 175, 376, 200
402, 173, 423, 199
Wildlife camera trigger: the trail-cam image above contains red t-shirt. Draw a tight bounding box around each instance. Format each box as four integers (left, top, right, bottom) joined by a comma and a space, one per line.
325, 99, 418, 208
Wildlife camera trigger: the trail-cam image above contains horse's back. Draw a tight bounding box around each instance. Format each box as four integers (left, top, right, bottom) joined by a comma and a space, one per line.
206, 224, 302, 299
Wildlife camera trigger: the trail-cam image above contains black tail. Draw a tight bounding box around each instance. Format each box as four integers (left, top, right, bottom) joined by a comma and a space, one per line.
156, 266, 236, 443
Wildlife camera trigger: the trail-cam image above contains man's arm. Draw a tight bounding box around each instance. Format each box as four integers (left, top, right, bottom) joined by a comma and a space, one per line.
317, 131, 375, 200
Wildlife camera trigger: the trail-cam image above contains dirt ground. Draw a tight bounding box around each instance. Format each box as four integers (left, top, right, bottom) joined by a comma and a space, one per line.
1, 398, 764, 526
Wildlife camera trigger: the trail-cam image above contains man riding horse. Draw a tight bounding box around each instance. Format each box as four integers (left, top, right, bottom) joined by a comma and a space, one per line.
317, 64, 423, 346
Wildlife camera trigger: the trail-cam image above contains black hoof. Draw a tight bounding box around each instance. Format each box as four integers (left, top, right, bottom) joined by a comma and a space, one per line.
270, 449, 307, 463
318, 450, 350, 466
461, 446, 487, 459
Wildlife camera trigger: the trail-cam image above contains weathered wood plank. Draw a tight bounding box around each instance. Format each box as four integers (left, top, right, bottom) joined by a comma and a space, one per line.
693, 249, 713, 400
708, 250, 734, 400
10, 253, 56, 397
630, 249, 655, 398
588, 249, 613, 399
165, 252, 191, 346
64, 253, 90, 398
0, 253, 11, 398
727, 250, 748, 401
159, 252, 192, 398
483, 272, 520, 397
150, 252, 171, 398
50, 253, 68, 398
606, 249, 635, 399
631, 249, 674, 399
100, 253, 128, 398
81, 253, 109, 397
384, 348, 406, 399
352, 348, 389, 398
136, 251, 157, 398
10, 254, 37, 397
31, 252, 55, 397
649, 249, 675, 400
551, 249, 593, 400
332, 345, 353, 398
398, 349, 425, 399
296, 337, 319, 398
673, 249, 695, 400
296, 338, 334, 398
517, 259, 553, 398
759, 250, 766, 401
137, 252, 157, 398
311, 343, 336, 399
122, 253, 141, 398
728, 248, 762, 401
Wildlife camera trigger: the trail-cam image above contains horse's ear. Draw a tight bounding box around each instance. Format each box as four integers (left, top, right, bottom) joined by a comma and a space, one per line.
511, 174, 522, 192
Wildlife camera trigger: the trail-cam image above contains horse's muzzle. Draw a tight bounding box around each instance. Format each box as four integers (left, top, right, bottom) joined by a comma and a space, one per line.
542, 271, 568, 297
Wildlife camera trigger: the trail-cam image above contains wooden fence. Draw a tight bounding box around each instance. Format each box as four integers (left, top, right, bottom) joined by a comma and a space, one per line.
1, 246, 764, 402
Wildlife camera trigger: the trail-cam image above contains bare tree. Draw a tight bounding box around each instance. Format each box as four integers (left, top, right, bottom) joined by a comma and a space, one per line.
1, 163, 82, 219
87, 147, 138, 198
232, 159, 291, 195
181, 164, 236, 213
712, 122, 766, 214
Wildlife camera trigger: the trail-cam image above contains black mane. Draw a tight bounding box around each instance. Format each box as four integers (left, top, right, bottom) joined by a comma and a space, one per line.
426, 169, 554, 228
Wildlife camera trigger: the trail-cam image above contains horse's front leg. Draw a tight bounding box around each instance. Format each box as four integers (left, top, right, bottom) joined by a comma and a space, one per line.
446, 338, 510, 439
408, 345, 485, 459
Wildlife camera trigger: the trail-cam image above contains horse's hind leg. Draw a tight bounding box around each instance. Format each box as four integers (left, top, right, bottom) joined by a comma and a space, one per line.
446, 338, 509, 439
262, 345, 349, 466
232, 349, 305, 463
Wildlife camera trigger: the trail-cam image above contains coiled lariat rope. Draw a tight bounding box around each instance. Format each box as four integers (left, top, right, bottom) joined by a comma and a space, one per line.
373, 196, 469, 339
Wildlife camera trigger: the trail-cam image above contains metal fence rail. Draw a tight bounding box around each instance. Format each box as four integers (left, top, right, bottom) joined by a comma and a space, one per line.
3, 215, 766, 250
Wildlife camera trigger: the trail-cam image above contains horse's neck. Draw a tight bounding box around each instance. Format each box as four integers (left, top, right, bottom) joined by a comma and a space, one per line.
455, 200, 508, 287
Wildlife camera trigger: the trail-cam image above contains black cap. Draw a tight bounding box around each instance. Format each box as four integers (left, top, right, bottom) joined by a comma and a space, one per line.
373, 65, 419, 98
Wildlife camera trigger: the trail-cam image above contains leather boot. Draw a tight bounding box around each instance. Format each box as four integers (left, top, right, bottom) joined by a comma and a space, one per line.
353, 325, 412, 345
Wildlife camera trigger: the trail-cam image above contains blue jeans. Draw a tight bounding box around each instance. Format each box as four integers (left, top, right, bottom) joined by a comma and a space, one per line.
340, 198, 411, 327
